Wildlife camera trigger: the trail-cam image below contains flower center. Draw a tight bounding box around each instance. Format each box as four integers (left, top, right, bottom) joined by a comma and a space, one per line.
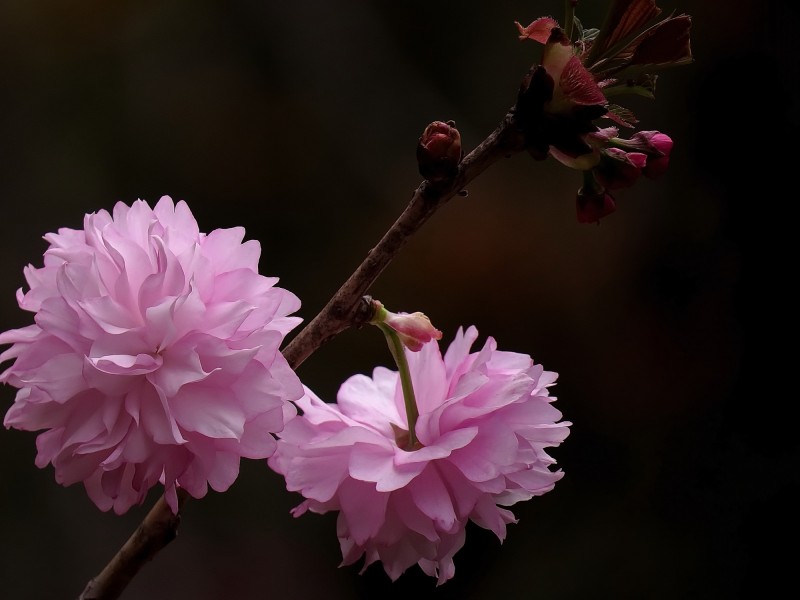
391, 423, 423, 452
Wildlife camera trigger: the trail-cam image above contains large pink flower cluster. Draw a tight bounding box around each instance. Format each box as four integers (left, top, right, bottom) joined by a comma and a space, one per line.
269, 326, 570, 584
0, 196, 303, 514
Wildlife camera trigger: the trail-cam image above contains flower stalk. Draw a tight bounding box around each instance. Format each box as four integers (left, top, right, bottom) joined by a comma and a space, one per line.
368, 299, 439, 449
376, 321, 420, 449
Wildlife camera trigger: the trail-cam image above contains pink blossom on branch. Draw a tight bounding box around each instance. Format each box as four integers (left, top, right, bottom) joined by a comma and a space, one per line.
269, 326, 570, 584
0, 196, 303, 514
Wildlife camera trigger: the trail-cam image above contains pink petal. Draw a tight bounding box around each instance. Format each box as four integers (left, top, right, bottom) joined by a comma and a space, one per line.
147, 344, 213, 398
348, 442, 425, 492
447, 421, 518, 482
470, 495, 517, 541
201, 228, 260, 273
391, 489, 439, 542
280, 450, 348, 502
407, 341, 448, 416
219, 412, 279, 459
139, 385, 186, 445
88, 353, 162, 376
408, 464, 457, 530
338, 478, 388, 545
17, 353, 86, 402
338, 373, 402, 436
205, 450, 240, 492
170, 386, 244, 440
137, 237, 187, 311
515, 17, 559, 44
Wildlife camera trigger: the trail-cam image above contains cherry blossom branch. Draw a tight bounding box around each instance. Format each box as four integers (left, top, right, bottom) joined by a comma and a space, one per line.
282, 110, 525, 371
78, 488, 190, 600
75, 109, 525, 600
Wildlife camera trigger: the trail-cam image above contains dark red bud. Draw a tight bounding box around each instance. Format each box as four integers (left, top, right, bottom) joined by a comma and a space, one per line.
643, 155, 669, 179
595, 148, 646, 190
577, 170, 616, 223
577, 187, 616, 224
416, 121, 462, 183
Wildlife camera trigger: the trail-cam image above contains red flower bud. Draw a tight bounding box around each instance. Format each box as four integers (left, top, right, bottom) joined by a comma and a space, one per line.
627, 131, 673, 179
595, 148, 647, 190
416, 120, 462, 183
630, 130, 673, 154
576, 187, 616, 224
371, 301, 443, 352
576, 171, 616, 223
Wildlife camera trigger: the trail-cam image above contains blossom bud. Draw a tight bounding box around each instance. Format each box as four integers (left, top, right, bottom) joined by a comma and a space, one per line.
630, 131, 673, 155
416, 120, 462, 183
371, 300, 443, 352
576, 172, 616, 224
630, 131, 673, 179
594, 148, 647, 190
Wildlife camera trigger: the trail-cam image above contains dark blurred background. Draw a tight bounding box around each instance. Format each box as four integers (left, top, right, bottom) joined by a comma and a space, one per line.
1, 1, 797, 598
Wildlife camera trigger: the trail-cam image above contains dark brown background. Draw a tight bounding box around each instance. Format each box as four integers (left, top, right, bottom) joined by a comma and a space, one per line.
1, 1, 796, 598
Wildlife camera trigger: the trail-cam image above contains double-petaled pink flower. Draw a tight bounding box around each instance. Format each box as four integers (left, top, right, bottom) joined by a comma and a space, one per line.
0, 196, 303, 514
269, 326, 570, 584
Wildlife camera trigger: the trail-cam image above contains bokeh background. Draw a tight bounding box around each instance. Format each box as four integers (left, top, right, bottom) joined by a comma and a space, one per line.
1, 1, 797, 598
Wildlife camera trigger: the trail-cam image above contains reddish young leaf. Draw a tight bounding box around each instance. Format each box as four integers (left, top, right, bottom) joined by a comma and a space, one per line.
515, 16, 559, 44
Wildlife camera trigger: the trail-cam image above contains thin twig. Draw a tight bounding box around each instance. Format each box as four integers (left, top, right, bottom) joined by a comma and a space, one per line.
78, 489, 190, 600
282, 110, 523, 370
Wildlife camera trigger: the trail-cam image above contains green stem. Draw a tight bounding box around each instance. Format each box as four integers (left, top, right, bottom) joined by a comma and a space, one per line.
564, 0, 576, 41
376, 322, 419, 449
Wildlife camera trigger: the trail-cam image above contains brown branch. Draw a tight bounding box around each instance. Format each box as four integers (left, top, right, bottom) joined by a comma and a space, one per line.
77, 108, 525, 600
282, 110, 524, 370
78, 489, 190, 600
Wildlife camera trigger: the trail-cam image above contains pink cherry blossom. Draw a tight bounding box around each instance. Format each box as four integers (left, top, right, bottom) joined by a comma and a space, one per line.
269, 326, 570, 584
0, 196, 303, 514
